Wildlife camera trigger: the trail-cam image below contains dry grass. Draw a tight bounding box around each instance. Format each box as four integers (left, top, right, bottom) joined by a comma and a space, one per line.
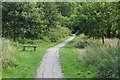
104, 38, 120, 47
80, 34, 119, 46
76, 36, 119, 78
86, 38, 120, 47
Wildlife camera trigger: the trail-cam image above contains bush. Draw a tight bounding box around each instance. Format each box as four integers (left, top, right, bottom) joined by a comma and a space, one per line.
80, 42, 120, 78
43, 37, 50, 42
79, 34, 89, 39
47, 27, 71, 42
74, 34, 91, 49
17, 37, 44, 45
16, 26, 71, 43
2, 38, 18, 69
74, 40, 89, 48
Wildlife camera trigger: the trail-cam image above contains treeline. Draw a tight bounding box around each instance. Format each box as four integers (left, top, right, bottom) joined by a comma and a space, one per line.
71, 2, 120, 43
2, 2, 120, 43
2, 2, 76, 42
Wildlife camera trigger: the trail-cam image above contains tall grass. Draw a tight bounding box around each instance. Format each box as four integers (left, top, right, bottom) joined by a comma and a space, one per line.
76, 36, 120, 78
2, 38, 18, 69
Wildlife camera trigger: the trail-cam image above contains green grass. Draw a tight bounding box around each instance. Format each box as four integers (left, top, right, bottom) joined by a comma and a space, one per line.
2, 35, 72, 78
60, 36, 97, 78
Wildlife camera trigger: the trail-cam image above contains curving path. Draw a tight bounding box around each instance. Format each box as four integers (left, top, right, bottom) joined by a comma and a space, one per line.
35, 34, 76, 78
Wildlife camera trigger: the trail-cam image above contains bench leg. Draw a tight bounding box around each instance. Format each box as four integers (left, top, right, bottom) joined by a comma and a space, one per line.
34, 47, 36, 51
23, 46, 26, 51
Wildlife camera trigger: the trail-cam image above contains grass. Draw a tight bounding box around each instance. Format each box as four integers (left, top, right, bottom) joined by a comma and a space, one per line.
2, 35, 72, 78
0, 38, 1, 79
60, 34, 119, 78
60, 36, 97, 78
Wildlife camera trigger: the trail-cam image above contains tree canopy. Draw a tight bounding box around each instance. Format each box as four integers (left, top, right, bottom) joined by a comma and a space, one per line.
71, 2, 120, 42
2, 2, 119, 43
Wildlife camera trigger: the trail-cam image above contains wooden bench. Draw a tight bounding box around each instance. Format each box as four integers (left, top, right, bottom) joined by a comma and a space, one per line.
22, 45, 37, 51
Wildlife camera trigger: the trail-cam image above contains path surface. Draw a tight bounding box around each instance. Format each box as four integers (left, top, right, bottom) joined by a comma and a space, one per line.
35, 34, 76, 78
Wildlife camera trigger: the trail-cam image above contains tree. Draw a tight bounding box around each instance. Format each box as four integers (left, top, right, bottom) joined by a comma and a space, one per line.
2, 2, 68, 41
71, 2, 120, 43
56, 2, 77, 17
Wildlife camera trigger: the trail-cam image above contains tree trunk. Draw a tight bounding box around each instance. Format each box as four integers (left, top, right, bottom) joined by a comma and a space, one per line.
113, 30, 116, 37
13, 26, 16, 42
107, 28, 111, 38
8, 32, 9, 39
102, 35, 104, 44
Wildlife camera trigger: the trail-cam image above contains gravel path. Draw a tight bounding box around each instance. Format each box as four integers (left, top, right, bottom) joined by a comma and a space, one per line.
35, 34, 76, 78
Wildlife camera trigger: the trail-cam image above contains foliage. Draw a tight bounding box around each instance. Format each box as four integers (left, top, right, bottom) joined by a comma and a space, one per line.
2, 2, 72, 42
79, 38, 119, 78
2, 38, 18, 69
2, 2, 119, 41
15, 27, 71, 43
74, 34, 92, 48
56, 2, 77, 17
71, 2, 120, 40
47, 27, 71, 42
74, 40, 89, 49
2, 2, 119, 78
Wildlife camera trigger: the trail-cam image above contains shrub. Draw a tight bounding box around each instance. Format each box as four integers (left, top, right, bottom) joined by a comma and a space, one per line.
80, 41, 120, 78
79, 34, 89, 40
74, 40, 89, 49
17, 37, 44, 45
43, 37, 50, 42
2, 38, 18, 69
47, 27, 71, 42
17, 37, 25, 44
17, 27, 71, 43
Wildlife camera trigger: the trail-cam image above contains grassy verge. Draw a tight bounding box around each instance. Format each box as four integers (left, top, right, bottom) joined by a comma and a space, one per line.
60, 34, 119, 78
2, 35, 72, 78
60, 36, 97, 78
